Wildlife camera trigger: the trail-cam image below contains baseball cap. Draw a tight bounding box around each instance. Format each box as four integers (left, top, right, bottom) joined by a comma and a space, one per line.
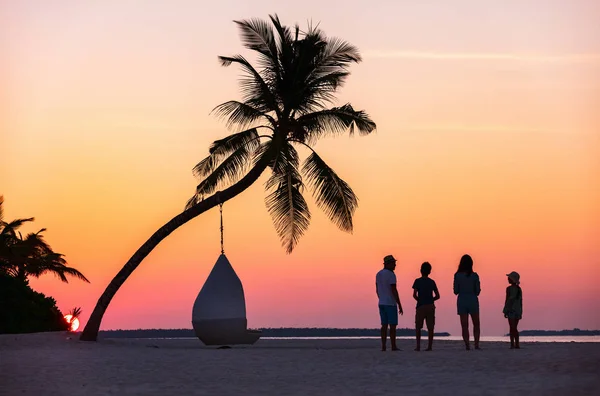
506, 271, 520, 285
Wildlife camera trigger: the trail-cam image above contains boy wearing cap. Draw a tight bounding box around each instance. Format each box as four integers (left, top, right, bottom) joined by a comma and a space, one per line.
503, 271, 523, 349
376, 255, 404, 351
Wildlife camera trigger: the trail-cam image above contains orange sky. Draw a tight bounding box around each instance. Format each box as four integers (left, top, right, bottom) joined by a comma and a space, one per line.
1, 0, 599, 335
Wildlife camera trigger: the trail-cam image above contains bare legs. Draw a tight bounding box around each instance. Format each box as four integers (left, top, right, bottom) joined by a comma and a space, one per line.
381, 325, 398, 351
459, 313, 480, 350
472, 313, 481, 349
460, 314, 470, 350
508, 318, 520, 349
415, 328, 421, 351
390, 325, 398, 350
416, 328, 433, 351
427, 328, 434, 351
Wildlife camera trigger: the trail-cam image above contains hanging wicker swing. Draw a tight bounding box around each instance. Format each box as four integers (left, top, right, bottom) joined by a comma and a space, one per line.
191, 199, 261, 346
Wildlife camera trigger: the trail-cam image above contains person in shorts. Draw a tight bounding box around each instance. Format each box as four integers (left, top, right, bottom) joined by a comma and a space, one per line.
376, 255, 404, 351
453, 254, 482, 350
503, 271, 523, 349
412, 262, 440, 351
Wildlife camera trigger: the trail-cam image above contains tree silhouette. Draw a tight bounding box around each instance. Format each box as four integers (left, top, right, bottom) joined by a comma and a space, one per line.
80, 14, 375, 341
0, 196, 89, 283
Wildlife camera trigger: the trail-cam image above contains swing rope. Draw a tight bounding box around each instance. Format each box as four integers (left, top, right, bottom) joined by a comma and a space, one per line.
219, 202, 224, 254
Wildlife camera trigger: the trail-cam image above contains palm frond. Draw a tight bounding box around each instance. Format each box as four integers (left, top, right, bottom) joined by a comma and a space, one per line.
302, 151, 358, 232
233, 18, 280, 77
209, 129, 262, 157
264, 141, 300, 186
68, 307, 83, 319
56, 265, 90, 283
293, 71, 350, 114
234, 18, 277, 57
275, 29, 327, 114
297, 104, 376, 141
194, 143, 255, 197
218, 55, 279, 114
0, 217, 35, 237
192, 128, 260, 179
269, 14, 294, 68
211, 101, 274, 130
27, 252, 90, 283
184, 194, 202, 211
265, 160, 311, 254
187, 135, 276, 211
318, 37, 362, 68
251, 140, 274, 167
274, 30, 360, 115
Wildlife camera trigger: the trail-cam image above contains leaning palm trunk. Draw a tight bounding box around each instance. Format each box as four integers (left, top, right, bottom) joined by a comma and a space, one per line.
80, 14, 376, 341
80, 146, 277, 341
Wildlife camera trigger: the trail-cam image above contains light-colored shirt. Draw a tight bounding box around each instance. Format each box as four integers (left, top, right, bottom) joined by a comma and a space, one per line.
453, 272, 481, 296
376, 269, 397, 306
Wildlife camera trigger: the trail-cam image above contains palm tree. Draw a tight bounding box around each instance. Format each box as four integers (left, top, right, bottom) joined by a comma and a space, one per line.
65, 307, 83, 331
80, 14, 376, 341
0, 195, 34, 271
68, 306, 83, 319
0, 196, 89, 283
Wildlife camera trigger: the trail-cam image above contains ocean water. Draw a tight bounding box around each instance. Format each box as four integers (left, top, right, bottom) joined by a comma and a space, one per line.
140, 336, 600, 343
261, 336, 600, 343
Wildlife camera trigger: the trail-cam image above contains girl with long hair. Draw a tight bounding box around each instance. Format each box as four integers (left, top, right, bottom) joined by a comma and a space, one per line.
453, 254, 481, 350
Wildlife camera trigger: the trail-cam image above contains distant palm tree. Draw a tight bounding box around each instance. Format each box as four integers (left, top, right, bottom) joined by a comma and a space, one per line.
0, 196, 89, 283
80, 14, 376, 341
65, 307, 83, 331
0, 195, 34, 270
68, 306, 83, 319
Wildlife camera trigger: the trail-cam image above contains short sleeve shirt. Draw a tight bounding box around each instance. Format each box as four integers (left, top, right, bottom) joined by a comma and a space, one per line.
376, 269, 397, 306
412, 277, 438, 307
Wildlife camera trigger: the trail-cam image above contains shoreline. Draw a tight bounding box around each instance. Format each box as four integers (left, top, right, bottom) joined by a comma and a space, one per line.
102, 335, 600, 343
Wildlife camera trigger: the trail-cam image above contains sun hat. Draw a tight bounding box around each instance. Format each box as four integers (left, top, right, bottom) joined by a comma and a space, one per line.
383, 255, 397, 265
506, 271, 520, 285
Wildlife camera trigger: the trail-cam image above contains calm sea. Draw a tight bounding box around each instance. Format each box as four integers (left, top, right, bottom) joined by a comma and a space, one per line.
142, 336, 600, 343
262, 336, 600, 343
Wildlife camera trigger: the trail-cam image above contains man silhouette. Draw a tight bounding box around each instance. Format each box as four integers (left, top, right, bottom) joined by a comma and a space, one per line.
376, 255, 403, 351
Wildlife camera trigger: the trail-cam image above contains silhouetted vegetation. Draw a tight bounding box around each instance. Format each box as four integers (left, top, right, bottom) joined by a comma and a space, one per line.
0, 196, 89, 283
95, 328, 451, 339
0, 196, 88, 334
516, 329, 600, 336
0, 274, 69, 334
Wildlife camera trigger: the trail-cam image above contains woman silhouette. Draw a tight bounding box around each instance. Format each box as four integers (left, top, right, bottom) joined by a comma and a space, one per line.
453, 254, 481, 350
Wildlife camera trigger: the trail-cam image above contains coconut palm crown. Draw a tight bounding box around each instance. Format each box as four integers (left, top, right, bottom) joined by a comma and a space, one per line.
185, 15, 376, 252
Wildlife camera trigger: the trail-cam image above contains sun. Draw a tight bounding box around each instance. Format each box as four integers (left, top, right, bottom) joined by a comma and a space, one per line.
64, 314, 80, 331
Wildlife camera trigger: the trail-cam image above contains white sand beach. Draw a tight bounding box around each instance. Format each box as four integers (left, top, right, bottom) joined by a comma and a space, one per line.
1, 332, 599, 396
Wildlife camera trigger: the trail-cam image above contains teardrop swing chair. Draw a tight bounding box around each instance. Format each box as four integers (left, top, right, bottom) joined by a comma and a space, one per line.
191, 196, 261, 346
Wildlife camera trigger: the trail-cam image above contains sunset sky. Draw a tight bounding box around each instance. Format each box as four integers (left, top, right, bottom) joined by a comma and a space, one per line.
2, 0, 599, 336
